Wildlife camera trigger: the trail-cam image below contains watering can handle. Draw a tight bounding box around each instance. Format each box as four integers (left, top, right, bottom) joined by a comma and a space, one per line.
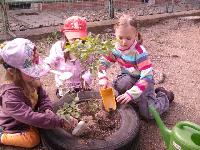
176, 121, 200, 132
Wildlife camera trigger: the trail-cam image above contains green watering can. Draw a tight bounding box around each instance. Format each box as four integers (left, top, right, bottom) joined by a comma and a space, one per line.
149, 105, 200, 150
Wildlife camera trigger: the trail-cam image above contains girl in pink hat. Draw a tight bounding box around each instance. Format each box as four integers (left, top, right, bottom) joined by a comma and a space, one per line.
0, 38, 78, 148
45, 16, 92, 98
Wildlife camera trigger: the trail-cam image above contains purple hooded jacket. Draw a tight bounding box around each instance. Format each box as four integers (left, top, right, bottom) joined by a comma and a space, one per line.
0, 83, 64, 133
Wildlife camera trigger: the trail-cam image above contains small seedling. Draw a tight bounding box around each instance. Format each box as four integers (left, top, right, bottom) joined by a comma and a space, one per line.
57, 101, 81, 119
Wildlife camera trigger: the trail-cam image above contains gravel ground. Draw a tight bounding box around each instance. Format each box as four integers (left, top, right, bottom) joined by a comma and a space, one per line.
1, 0, 199, 33
0, 17, 200, 150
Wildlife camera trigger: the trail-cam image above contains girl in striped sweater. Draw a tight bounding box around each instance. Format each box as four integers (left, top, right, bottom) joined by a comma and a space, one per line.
98, 15, 174, 119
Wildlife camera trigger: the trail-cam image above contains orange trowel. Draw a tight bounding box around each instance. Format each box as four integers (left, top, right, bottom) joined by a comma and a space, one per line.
100, 87, 116, 112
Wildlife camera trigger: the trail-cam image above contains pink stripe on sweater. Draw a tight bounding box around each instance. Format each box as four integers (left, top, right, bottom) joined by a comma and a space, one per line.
139, 64, 152, 71
136, 83, 146, 91
135, 43, 144, 54
116, 58, 135, 68
137, 59, 151, 69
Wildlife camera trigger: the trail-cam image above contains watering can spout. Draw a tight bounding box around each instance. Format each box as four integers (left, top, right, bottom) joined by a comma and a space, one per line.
149, 105, 172, 148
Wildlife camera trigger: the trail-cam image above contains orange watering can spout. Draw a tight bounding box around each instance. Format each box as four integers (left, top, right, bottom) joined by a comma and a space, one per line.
100, 87, 116, 112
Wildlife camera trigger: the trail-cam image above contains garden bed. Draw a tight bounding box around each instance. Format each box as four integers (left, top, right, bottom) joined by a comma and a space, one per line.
41, 91, 140, 150
57, 98, 121, 140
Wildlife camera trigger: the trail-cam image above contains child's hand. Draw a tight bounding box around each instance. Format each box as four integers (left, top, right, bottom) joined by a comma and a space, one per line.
82, 70, 92, 90
82, 80, 91, 90
69, 116, 78, 129
45, 109, 54, 115
62, 116, 78, 131
41, 63, 51, 75
99, 78, 109, 89
82, 70, 92, 83
45, 64, 51, 72
116, 93, 132, 104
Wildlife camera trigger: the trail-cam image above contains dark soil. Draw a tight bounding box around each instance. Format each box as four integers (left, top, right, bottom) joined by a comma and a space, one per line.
58, 99, 121, 140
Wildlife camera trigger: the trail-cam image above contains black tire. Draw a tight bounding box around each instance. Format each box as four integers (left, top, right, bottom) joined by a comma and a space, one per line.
40, 91, 140, 150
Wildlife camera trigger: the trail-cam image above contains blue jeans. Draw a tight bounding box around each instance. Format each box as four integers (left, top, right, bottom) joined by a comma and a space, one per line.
113, 73, 169, 119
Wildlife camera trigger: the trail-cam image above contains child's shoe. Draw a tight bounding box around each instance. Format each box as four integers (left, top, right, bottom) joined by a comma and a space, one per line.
155, 87, 174, 103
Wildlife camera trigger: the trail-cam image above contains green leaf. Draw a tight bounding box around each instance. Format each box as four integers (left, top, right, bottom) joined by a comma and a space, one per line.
65, 33, 115, 71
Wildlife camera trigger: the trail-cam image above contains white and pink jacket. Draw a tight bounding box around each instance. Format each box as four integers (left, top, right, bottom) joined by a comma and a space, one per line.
45, 40, 92, 90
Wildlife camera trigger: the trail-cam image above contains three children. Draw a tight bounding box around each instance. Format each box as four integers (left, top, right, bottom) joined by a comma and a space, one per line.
0, 14, 175, 148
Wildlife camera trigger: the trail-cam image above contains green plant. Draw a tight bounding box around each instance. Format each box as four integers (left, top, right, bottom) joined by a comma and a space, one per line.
87, 99, 101, 114
65, 33, 115, 71
57, 101, 81, 119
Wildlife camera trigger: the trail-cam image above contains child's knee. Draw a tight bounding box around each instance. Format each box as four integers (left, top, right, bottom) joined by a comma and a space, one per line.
113, 74, 136, 94
25, 133, 40, 148
1, 128, 40, 148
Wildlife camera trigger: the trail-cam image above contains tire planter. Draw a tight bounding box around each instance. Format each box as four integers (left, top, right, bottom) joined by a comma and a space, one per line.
40, 91, 140, 150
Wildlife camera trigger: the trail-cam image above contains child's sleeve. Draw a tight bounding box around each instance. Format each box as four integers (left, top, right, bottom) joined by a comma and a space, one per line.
126, 45, 153, 100
98, 51, 116, 80
37, 86, 53, 112
44, 41, 60, 67
2, 89, 64, 129
81, 70, 92, 85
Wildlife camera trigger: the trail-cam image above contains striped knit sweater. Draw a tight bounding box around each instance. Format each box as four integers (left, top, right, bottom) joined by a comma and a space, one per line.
98, 41, 153, 100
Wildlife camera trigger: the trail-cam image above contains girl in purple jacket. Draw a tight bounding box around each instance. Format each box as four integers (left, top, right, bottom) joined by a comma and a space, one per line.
0, 38, 78, 148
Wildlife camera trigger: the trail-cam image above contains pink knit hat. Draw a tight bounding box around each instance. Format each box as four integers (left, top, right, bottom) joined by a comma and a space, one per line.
61, 16, 87, 39
0, 38, 49, 78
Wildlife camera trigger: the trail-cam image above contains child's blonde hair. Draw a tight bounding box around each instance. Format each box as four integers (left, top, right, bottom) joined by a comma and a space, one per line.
114, 14, 143, 44
0, 57, 21, 85
0, 58, 41, 106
